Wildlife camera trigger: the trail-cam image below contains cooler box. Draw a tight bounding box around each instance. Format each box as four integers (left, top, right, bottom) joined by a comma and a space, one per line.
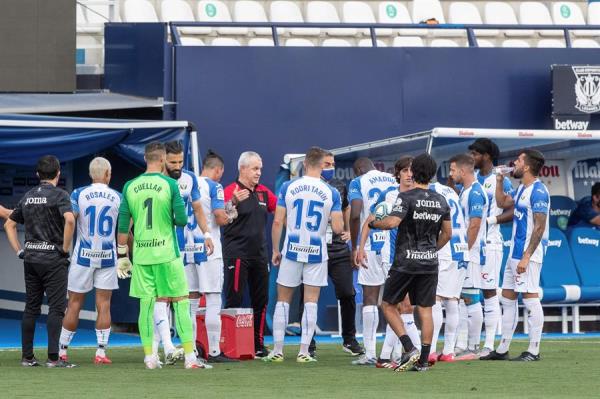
196, 308, 255, 360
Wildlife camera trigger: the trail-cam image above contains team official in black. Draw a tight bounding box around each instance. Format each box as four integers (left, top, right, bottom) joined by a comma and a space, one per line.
369, 153, 451, 372
4, 155, 76, 367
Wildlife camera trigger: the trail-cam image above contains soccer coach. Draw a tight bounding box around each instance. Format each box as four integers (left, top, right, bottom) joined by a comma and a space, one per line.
222, 151, 276, 358
4, 155, 75, 367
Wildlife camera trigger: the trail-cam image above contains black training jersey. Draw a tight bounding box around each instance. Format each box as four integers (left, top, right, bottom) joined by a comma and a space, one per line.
327, 179, 350, 259
389, 187, 450, 274
9, 183, 72, 264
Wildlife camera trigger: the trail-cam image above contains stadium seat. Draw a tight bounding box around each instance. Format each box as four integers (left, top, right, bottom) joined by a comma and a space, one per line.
476, 39, 495, 47
322, 38, 353, 47
448, 2, 498, 37
586, 3, 600, 37
85, 2, 112, 26
211, 37, 242, 46
77, 2, 108, 33
248, 37, 275, 46
502, 39, 531, 47
161, 0, 212, 35
392, 36, 425, 47
430, 38, 462, 47
234, 1, 271, 35
342, 2, 375, 35
270, 1, 320, 36
551, 2, 593, 37
540, 228, 582, 303
197, 1, 248, 35
537, 39, 565, 48
358, 38, 388, 47
484, 2, 533, 37
306, 1, 358, 36
76, 4, 98, 34
121, 0, 159, 22
519, 2, 564, 37
550, 196, 577, 230
572, 38, 600, 48
568, 227, 600, 301
378, 2, 427, 37
285, 38, 316, 46
411, 0, 463, 37
180, 37, 206, 45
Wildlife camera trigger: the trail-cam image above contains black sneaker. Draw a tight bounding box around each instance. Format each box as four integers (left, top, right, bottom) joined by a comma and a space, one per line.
480, 350, 510, 361
46, 359, 77, 368
510, 351, 541, 362
208, 352, 239, 363
309, 337, 317, 358
21, 357, 40, 367
409, 361, 430, 372
342, 339, 365, 356
255, 345, 270, 358
394, 348, 420, 372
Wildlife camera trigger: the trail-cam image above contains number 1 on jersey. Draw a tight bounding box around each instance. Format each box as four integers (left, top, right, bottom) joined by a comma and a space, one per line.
143, 197, 153, 229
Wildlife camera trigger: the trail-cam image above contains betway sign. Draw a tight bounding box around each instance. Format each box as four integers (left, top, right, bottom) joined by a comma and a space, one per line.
554, 118, 590, 131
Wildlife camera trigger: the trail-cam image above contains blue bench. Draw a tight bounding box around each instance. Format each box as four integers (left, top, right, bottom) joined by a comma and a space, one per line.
549, 195, 577, 232
568, 227, 600, 303
540, 228, 582, 303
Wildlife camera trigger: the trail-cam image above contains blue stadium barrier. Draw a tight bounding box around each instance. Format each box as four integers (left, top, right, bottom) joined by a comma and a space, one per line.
568, 227, 600, 302
550, 196, 577, 231
541, 228, 582, 303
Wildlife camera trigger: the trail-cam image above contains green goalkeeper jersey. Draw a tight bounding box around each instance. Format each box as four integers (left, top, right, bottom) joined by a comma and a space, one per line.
118, 172, 187, 265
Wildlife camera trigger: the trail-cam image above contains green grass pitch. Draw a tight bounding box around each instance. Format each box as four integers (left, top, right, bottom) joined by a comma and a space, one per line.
1, 340, 598, 398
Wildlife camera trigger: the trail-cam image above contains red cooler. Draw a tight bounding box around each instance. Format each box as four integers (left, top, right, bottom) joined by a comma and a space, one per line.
196, 308, 255, 360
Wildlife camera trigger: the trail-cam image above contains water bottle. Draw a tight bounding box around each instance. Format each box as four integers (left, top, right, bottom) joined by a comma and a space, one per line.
492, 165, 514, 175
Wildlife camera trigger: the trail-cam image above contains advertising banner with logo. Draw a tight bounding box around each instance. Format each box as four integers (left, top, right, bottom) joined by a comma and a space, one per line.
553, 65, 600, 117
571, 157, 600, 199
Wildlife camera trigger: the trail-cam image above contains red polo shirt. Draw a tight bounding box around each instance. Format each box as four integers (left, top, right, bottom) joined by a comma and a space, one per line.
222, 180, 277, 261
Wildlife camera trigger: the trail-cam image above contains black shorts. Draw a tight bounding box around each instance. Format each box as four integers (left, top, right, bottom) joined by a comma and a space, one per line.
382, 270, 437, 307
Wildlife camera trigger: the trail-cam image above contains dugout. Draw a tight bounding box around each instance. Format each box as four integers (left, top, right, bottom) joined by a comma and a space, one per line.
0, 114, 199, 325
280, 128, 600, 335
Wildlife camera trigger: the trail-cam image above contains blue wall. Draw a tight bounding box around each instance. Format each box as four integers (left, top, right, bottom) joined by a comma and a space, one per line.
173, 47, 600, 187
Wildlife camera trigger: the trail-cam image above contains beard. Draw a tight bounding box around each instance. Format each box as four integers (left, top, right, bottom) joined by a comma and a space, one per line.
167, 168, 182, 179
512, 169, 523, 179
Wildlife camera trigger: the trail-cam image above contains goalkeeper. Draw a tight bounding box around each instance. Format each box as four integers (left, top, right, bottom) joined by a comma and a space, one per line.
116, 142, 209, 369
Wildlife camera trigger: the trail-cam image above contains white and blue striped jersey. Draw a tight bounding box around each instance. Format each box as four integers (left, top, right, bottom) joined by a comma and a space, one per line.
476, 171, 514, 245
378, 189, 399, 265
509, 179, 550, 264
459, 181, 489, 265
198, 176, 225, 260
430, 182, 469, 263
71, 183, 121, 268
348, 169, 398, 252
175, 169, 205, 264
278, 176, 342, 263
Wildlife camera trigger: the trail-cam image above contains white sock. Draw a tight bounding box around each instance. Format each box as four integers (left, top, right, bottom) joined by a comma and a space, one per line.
185, 351, 197, 363
95, 328, 110, 357
300, 302, 318, 355
496, 296, 518, 354
189, 297, 199, 347
205, 293, 222, 357
152, 322, 161, 357
523, 297, 543, 356
154, 302, 176, 354
483, 295, 500, 350
455, 300, 468, 351
467, 302, 483, 351
431, 301, 443, 354
362, 305, 379, 358
59, 327, 76, 357
392, 338, 402, 360
379, 324, 398, 360
442, 299, 459, 355
401, 313, 421, 351
272, 301, 289, 355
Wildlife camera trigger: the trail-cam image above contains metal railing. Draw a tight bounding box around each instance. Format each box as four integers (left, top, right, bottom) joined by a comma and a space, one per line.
168, 21, 600, 47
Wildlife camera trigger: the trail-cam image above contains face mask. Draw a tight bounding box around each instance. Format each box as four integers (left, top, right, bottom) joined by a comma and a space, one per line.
321, 168, 335, 181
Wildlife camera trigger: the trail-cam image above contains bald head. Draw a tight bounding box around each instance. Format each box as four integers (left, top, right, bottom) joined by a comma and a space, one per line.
353, 157, 375, 176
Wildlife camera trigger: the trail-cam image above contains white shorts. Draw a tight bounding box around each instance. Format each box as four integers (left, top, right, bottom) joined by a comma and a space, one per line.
480, 246, 503, 290
277, 258, 328, 287
463, 261, 483, 289
502, 258, 542, 294
185, 258, 224, 293
358, 251, 388, 286
437, 259, 466, 299
68, 263, 118, 293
